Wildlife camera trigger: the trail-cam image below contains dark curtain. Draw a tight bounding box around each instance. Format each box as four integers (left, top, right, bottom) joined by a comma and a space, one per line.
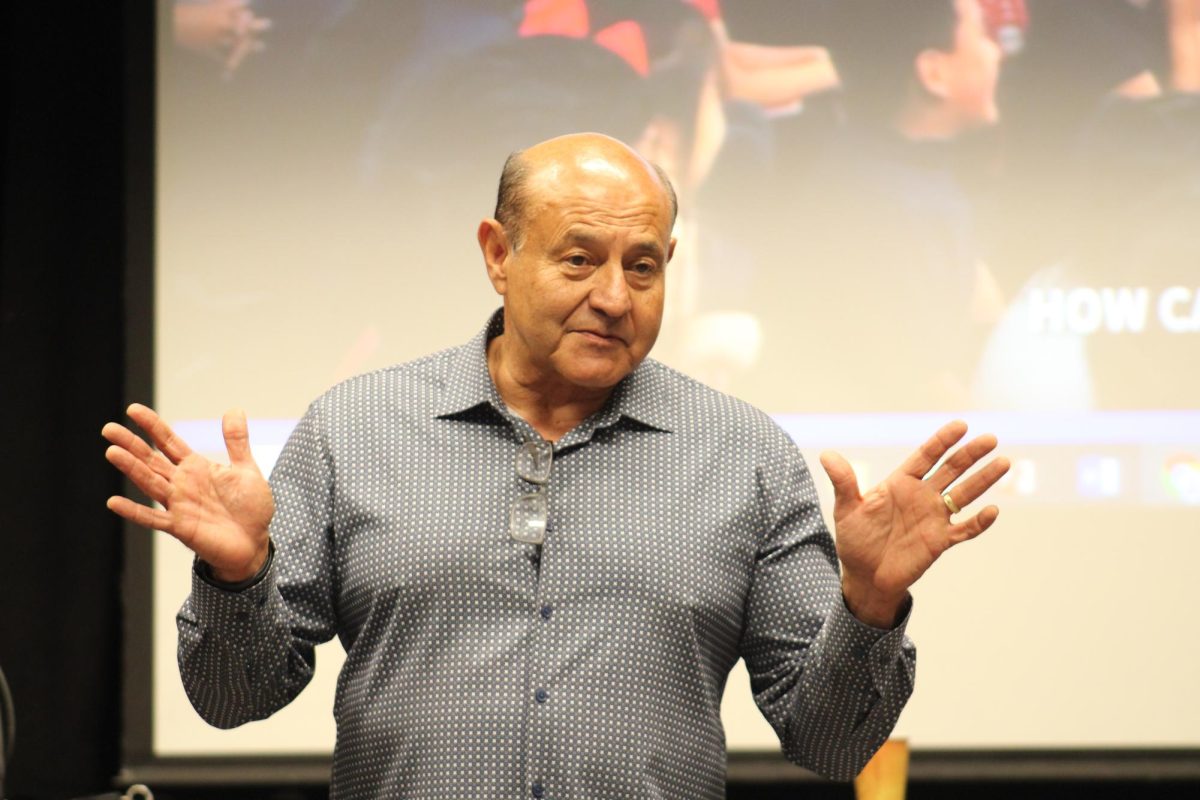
0, 1, 136, 796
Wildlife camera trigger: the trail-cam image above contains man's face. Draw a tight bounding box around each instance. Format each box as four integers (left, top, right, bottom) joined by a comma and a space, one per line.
942, 0, 1003, 126
485, 154, 675, 394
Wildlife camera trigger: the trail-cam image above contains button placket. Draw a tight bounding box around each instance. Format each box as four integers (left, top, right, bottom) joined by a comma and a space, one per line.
525, 443, 572, 800
525, 562, 555, 800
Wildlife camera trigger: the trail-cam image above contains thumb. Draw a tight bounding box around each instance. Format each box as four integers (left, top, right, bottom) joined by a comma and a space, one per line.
819, 450, 861, 517
222, 408, 257, 469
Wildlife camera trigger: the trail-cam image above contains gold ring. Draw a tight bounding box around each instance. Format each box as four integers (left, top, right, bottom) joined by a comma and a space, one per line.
942, 493, 961, 515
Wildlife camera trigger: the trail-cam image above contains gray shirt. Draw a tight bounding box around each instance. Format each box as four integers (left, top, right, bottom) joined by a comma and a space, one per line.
178, 311, 916, 799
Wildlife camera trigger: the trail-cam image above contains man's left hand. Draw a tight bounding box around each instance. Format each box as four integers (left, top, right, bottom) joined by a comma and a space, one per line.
820, 420, 1010, 628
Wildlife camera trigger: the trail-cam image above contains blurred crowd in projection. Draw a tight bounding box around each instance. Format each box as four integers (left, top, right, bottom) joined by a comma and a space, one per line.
169, 0, 1200, 413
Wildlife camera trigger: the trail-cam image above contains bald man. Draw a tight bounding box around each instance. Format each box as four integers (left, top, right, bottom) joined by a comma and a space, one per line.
104, 133, 1008, 799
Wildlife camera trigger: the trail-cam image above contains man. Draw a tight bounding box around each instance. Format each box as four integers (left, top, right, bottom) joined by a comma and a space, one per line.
103, 133, 1008, 799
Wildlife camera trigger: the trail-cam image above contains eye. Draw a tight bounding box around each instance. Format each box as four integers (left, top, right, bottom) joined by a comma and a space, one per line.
629, 261, 657, 276
566, 254, 590, 268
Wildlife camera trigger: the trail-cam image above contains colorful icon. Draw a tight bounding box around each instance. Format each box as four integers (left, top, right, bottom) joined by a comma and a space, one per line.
1161, 454, 1200, 505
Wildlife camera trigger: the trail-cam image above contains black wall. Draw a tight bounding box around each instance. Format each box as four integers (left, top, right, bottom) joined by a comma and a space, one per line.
0, 1, 131, 797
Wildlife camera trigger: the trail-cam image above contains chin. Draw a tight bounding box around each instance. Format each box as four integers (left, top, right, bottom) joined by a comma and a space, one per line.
565, 369, 629, 390
974, 95, 1000, 125
561, 358, 637, 390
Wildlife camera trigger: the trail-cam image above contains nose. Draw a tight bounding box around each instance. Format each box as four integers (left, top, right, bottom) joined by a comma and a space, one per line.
588, 261, 633, 318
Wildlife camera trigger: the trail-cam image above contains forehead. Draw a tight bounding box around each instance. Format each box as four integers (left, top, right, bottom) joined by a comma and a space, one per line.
525, 162, 673, 240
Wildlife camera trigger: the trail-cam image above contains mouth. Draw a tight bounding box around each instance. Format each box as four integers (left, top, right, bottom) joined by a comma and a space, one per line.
573, 330, 627, 346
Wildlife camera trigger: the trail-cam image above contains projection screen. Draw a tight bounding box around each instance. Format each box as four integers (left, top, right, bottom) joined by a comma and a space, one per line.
136, 0, 1200, 777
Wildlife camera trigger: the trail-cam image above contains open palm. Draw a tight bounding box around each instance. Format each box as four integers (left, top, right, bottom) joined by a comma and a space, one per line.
103, 403, 274, 582
820, 421, 1009, 624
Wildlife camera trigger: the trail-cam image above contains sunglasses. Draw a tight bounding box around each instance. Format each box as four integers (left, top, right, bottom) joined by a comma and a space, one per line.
510, 438, 553, 544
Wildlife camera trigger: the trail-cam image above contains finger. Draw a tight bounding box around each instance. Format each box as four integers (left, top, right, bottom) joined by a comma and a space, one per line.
126, 403, 194, 464
234, 8, 253, 36
105, 445, 172, 505
223, 37, 253, 76
927, 433, 998, 492
947, 504, 1000, 546
222, 408, 258, 469
943, 456, 1010, 510
819, 450, 862, 517
898, 420, 968, 478
102, 421, 176, 479
106, 495, 173, 532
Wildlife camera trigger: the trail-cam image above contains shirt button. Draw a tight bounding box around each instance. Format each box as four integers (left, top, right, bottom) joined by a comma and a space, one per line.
540, 605, 553, 620
532, 782, 545, 798
233, 611, 250, 622
535, 688, 549, 704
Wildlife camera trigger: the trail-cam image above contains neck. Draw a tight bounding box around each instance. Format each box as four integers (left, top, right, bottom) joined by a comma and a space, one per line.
487, 335, 614, 442
894, 102, 964, 142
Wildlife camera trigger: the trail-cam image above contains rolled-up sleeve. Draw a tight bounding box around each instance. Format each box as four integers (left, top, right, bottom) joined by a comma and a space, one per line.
740, 429, 916, 781
177, 400, 339, 728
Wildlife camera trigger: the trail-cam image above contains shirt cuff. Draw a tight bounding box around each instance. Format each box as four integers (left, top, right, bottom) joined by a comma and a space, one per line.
824, 594, 914, 696
189, 543, 278, 635
194, 540, 274, 592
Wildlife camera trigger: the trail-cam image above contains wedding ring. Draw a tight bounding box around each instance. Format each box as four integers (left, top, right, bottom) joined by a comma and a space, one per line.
942, 493, 961, 515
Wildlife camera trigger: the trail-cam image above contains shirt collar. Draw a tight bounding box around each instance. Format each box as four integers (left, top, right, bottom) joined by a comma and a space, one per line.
434, 309, 507, 420
435, 309, 673, 434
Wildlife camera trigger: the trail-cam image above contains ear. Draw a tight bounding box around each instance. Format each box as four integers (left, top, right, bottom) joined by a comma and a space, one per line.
914, 48, 951, 101
667, 236, 677, 263
477, 218, 512, 296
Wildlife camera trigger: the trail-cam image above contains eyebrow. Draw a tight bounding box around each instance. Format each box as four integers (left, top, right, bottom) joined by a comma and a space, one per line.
561, 228, 666, 261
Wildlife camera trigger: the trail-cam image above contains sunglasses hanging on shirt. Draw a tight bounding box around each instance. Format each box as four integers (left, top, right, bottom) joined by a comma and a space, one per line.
510, 438, 553, 544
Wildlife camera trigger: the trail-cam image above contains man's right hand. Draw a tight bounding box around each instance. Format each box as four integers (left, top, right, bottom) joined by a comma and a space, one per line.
103, 404, 275, 583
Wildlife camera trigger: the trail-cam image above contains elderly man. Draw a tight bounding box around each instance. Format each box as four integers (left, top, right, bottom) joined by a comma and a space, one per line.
103, 133, 1008, 799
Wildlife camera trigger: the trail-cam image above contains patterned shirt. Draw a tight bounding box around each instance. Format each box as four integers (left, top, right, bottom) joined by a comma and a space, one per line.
178, 311, 916, 799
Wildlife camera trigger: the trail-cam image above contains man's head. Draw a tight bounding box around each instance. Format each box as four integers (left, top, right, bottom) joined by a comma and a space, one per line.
824, 0, 1003, 135
494, 146, 678, 251
478, 133, 677, 396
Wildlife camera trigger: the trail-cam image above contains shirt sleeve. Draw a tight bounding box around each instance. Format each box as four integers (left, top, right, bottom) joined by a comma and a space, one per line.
739, 425, 916, 781
176, 400, 340, 728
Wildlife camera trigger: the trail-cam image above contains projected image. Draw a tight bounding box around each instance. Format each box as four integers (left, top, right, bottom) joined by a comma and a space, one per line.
150, 0, 1200, 764
163, 0, 1200, 419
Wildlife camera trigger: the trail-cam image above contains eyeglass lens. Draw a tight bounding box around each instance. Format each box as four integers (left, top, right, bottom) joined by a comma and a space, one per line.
515, 439, 553, 484
510, 439, 553, 545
